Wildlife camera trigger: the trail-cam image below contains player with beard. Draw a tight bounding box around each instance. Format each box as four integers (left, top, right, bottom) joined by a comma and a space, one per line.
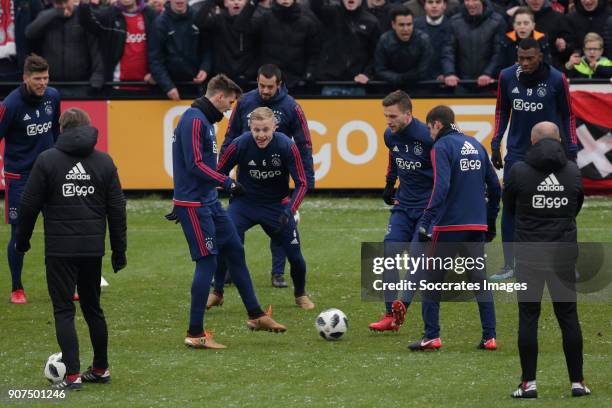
368, 90, 434, 332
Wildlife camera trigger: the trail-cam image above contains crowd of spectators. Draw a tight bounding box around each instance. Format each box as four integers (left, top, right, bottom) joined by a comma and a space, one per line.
0, 0, 609, 98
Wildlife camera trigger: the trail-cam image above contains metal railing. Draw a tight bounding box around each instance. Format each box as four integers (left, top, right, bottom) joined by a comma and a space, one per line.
0, 78, 609, 100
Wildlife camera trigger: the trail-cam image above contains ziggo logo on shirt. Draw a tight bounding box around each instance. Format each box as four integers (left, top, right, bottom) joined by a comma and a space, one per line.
513, 99, 543, 112
26, 121, 52, 136
395, 157, 422, 170
126, 33, 146, 43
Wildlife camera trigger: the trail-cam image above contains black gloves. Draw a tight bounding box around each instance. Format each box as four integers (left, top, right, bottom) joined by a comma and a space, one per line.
165, 206, 179, 224
229, 180, 244, 197
223, 178, 244, 197
112, 251, 127, 273
486, 217, 497, 243
275, 208, 293, 234
382, 181, 396, 206
491, 148, 503, 170
14, 241, 30, 254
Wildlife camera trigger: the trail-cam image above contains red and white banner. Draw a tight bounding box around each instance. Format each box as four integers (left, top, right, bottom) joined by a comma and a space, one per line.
572, 91, 612, 194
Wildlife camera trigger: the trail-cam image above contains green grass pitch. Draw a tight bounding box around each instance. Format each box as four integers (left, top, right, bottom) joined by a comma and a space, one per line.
0, 196, 610, 407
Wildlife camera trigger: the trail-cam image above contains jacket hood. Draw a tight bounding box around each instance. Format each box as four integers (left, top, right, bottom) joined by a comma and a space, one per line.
55, 126, 98, 157
524, 138, 568, 171
575, 0, 607, 17
505, 30, 546, 43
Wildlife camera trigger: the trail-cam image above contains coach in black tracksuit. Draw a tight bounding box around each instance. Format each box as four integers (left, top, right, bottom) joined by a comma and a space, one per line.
15, 108, 126, 389
503, 121, 590, 398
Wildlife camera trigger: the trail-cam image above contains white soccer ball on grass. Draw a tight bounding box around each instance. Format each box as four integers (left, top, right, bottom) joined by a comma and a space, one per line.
316, 308, 348, 341
43, 352, 66, 383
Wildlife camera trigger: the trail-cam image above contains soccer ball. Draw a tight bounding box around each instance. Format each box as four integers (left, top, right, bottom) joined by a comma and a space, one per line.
316, 308, 348, 341
44, 352, 66, 383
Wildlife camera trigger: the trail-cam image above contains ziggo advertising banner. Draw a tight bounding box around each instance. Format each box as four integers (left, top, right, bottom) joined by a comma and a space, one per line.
107, 99, 497, 189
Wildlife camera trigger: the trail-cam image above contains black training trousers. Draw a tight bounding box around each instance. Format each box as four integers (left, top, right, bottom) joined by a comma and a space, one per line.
46, 257, 108, 375
516, 261, 583, 382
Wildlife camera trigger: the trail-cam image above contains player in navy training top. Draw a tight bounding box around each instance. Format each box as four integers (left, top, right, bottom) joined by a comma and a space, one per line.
368, 90, 435, 333
215, 106, 314, 309
0, 55, 60, 304
490, 38, 577, 281
170, 75, 286, 349
221, 64, 314, 288
408, 105, 500, 352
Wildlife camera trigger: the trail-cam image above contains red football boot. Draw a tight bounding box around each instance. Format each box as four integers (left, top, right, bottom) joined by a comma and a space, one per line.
478, 338, 497, 350
10, 289, 27, 304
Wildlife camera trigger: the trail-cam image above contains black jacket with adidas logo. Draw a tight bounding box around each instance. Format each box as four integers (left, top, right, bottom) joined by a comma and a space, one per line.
502, 138, 583, 243
15, 125, 126, 257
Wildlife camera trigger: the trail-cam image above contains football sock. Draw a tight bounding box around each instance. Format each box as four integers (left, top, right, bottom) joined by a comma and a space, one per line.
67, 373, 80, 382
223, 239, 261, 313
8, 224, 24, 291
92, 367, 107, 375
212, 255, 227, 294
189, 256, 216, 334
247, 307, 265, 319
270, 239, 286, 275
287, 253, 306, 297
